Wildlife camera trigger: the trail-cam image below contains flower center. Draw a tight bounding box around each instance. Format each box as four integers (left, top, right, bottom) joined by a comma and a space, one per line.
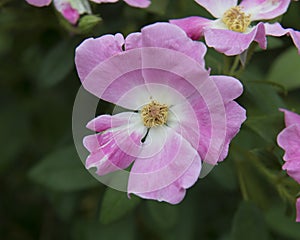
141, 100, 168, 128
222, 6, 251, 33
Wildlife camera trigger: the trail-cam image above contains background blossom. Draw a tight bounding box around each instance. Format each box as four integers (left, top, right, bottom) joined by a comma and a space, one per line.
170, 0, 300, 55
277, 109, 300, 222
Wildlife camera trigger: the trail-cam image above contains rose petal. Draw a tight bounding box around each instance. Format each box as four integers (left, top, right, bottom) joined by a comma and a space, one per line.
26, 0, 52, 7
277, 124, 300, 161
86, 112, 138, 132
124, 0, 150, 8
194, 0, 237, 18
128, 126, 201, 203
240, 0, 290, 21
204, 22, 266, 56
170, 16, 212, 40
264, 23, 300, 54
53, 0, 80, 24
280, 108, 300, 127
84, 125, 145, 175
282, 159, 300, 184
75, 33, 124, 82
134, 22, 207, 64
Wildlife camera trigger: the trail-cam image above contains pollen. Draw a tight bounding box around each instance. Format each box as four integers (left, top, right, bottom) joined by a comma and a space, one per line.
141, 100, 168, 128
222, 6, 251, 33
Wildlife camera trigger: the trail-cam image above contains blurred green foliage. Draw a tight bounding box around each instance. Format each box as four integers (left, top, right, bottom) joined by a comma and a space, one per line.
1, 0, 300, 239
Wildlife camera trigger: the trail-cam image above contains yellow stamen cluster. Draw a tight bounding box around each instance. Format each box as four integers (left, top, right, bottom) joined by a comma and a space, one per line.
222, 6, 251, 33
141, 100, 168, 128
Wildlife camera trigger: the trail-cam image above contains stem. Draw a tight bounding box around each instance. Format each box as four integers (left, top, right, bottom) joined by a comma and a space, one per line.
229, 56, 240, 76
234, 159, 249, 201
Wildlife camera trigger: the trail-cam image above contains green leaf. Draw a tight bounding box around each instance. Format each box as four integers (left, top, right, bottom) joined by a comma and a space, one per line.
146, 0, 170, 15
37, 40, 75, 87
100, 188, 140, 224
267, 47, 300, 91
245, 114, 284, 143
29, 145, 98, 191
72, 217, 135, 240
231, 201, 270, 240
147, 201, 179, 229
78, 15, 102, 34
265, 205, 300, 240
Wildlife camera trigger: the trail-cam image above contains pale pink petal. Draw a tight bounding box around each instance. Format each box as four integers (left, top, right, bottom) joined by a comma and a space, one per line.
297, 198, 300, 222
282, 159, 300, 184
75, 33, 125, 82
169, 75, 245, 165
26, 0, 52, 7
204, 22, 266, 56
84, 125, 145, 175
125, 33, 142, 50
53, 0, 80, 24
134, 154, 201, 204
277, 124, 300, 161
240, 0, 290, 21
90, 0, 118, 3
211, 76, 244, 103
218, 101, 246, 162
124, 0, 150, 8
194, 0, 237, 18
280, 108, 300, 127
86, 112, 137, 132
169, 16, 212, 40
264, 23, 300, 54
131, 22, 207, 64
128, 127, 201, 203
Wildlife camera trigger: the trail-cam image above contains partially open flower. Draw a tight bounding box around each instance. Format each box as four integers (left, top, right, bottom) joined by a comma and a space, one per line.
26, 0, 91, 24
90, 0, 150, 8
75, 23, 246, 203
170, 0, 300, 56
277, 108, 300, 222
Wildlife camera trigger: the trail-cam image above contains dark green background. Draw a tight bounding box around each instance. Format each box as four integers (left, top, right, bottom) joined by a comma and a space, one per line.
1, 0, 300, 239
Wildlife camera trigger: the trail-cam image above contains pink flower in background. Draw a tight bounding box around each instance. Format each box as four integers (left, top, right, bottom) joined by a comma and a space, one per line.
26, 0, 91, 24
75, 23, 246, 203
277, 108, 300, 222
90, 0, 150, 8
170, 0, 300, 56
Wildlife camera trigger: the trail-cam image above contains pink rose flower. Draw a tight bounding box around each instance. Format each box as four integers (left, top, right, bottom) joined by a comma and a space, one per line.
75, 23, 246, 203
170, 0, 300, 56
26, 0, 91, 24
90, 0, 150, 8
277, 108, 300, 222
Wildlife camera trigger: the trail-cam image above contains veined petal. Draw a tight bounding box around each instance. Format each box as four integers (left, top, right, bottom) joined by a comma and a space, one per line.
169, 75, 245, 165
240, 0, 290, 21
194, 0, 237, 18
125, 22, 207, 64
282, 159, 300, 184
84, 124, 145, 176
124, 0, 150, 8
26, 0, 52, 7
280, 108, 300, 127
128, 127, 201, 203
75, 33, 125, 82
170, 16, 212, 40
297, 198, 300, 222
277, 124, 300, 161
89, 0, 118, 3
86, 112, 138, 132
204, 22, 266, 56
264, 23, 300, 54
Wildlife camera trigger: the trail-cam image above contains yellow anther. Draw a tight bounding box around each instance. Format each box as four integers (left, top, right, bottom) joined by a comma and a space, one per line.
141, 100, 168, 128
222, 6, 251, 33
